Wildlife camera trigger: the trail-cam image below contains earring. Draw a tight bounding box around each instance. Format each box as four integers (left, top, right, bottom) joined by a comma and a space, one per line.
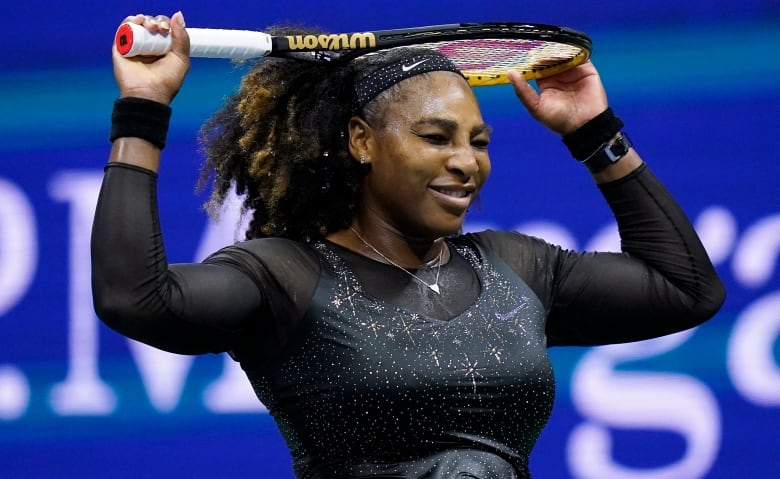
359, 155, 366, 164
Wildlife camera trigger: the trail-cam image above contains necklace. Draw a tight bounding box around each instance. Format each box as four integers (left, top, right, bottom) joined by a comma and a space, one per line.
349, 226, 444, 294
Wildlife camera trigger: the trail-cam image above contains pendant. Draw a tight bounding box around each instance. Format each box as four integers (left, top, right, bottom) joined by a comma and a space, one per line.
429, 284, 440, 294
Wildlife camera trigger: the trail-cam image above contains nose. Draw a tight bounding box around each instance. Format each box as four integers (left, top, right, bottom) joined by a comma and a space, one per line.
446, 145, 480, 179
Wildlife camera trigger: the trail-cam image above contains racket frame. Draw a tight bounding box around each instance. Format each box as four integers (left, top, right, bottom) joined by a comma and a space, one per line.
116, 21, 592, 85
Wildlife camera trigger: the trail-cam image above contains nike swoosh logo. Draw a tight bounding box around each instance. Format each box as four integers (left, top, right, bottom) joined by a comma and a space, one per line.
494, 303, 526, 322
401, 59, 428, 72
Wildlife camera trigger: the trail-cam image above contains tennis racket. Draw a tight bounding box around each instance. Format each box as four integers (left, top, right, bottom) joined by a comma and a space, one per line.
116, 21, 592, 86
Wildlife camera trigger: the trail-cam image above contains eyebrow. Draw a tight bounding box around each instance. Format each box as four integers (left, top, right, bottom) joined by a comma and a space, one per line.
411, 118, 493, 137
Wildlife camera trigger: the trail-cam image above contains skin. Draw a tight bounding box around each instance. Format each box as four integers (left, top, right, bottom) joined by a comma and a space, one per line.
109, 12, 189, 173
109, 11, 643, 269
334, 72, 491, 267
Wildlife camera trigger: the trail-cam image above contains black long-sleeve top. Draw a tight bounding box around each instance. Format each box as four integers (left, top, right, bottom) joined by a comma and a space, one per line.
90, 162, 725, 478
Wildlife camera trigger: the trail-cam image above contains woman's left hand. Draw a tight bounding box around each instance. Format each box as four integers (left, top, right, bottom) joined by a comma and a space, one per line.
507, 61, 608, 136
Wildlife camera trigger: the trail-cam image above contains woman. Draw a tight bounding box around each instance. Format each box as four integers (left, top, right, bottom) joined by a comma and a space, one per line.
93, 12, 726, 479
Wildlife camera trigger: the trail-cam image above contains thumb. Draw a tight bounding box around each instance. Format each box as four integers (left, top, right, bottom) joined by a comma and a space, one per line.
169, 11, 190, 58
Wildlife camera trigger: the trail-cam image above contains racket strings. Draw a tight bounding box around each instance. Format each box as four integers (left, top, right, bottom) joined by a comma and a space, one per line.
423, 38, 587, 85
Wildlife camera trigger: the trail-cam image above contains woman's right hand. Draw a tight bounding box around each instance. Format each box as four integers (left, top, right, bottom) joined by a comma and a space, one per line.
112, 12, 190, 105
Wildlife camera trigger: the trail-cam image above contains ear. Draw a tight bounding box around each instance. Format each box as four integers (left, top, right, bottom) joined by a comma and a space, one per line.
347, 116, 374, 164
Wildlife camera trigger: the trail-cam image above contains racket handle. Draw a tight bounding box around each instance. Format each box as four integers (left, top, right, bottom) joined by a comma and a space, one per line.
115, 23, 273, 60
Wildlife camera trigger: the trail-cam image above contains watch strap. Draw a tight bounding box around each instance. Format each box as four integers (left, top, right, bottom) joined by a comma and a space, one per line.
581, 132, 632, 174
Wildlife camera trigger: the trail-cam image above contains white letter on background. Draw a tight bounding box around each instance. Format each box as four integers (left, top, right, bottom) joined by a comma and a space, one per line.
568, 331, 720, 479
728, 291, 780, 406
0, 178, 36, 420
48, 171, 117, 415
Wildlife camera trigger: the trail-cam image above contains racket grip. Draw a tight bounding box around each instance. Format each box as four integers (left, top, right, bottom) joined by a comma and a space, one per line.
115, 23, 273, 60
115, 23, 171, 57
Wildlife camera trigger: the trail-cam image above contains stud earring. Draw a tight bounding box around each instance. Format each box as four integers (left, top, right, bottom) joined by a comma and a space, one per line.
359, 155, 367, 164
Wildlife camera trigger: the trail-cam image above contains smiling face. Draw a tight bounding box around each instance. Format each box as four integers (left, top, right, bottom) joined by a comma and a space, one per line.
350, 71, 492, 240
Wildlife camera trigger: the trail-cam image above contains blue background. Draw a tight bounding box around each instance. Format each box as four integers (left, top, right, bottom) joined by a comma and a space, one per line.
1, 1, 779, 477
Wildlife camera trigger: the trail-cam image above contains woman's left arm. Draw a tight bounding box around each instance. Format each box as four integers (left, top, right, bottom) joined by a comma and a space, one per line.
508, 61, 642, 182
547, 164, 725, 345
507, 64, 726, 345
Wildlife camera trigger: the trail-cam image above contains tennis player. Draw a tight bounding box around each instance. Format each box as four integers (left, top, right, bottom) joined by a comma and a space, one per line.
92, 12, 725, 478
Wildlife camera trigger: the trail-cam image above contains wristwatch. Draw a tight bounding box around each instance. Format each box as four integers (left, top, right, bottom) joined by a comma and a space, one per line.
581, 132, 633, 173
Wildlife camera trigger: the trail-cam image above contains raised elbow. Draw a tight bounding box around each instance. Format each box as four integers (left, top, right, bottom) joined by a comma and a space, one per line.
92, 285, 141, 333
694, 276, 727, 324
679, 273, 727, 331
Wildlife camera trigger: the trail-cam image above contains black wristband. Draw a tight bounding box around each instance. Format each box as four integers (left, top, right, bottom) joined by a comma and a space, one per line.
562, 107, 624, 160
109, 97, 172, 150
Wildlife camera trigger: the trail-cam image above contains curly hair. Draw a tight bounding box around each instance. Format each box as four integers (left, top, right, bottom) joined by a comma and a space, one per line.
198, 28, 447, 241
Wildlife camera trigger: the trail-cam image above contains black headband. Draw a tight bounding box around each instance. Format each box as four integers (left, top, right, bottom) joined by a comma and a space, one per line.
352, 52, 463, 112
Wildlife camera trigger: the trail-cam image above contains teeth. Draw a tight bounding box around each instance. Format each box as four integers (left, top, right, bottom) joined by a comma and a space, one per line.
434, 188, 467, 198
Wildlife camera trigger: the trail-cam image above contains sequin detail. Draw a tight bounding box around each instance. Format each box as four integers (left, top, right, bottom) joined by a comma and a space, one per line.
251, 238, 555, 478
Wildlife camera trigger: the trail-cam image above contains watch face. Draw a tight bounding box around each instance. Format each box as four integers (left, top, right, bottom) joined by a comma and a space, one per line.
582, 133, 631, 173
606, 134, 631, 161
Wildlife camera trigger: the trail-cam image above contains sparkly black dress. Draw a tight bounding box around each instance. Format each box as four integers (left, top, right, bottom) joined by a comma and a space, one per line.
91, 163, 725, 478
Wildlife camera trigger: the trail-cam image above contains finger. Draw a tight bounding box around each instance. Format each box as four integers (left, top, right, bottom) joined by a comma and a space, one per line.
153, 15, 171, 31
506, 70, 540, 113
122, 14, 146, 25
169, 11, 190, 59
134, 14, 171, 34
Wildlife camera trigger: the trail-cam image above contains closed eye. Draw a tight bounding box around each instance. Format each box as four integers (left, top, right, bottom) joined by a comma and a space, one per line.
420, 134, 449, 145
472, 138, 490, 150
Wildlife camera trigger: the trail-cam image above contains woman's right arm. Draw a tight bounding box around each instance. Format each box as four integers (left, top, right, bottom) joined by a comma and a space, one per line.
91, 13, 262, 354
108, 12, 191, 172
